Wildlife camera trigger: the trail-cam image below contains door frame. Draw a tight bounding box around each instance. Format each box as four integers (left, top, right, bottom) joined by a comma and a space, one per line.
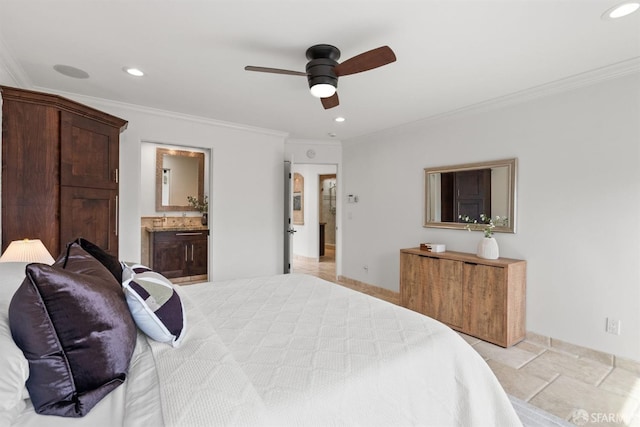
284, 161, 293, 273
288, 163, 340, 278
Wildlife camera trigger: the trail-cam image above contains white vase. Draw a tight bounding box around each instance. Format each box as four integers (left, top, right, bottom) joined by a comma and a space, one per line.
477, 237, 499, 259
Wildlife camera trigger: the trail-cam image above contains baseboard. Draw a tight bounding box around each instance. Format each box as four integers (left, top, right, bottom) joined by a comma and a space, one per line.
525, 331, 640, 373
338, 275, 640, 371
336, 275, 399, 305
293, 254, 319, 262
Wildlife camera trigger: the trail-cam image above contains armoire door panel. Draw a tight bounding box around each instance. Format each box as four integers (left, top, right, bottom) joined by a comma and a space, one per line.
60, 111, 118, 190
1, 86, 126, 258
60, 186, 117, 256
1, 101, 61, 254
454, 169, 492, 221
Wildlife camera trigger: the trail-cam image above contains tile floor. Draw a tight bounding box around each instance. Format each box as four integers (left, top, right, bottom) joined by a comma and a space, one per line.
293, 248, 640, 426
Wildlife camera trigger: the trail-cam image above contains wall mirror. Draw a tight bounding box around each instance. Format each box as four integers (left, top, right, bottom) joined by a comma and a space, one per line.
155, 148, 205, 212
424, 158, 517, 233
293, 172, 304, 225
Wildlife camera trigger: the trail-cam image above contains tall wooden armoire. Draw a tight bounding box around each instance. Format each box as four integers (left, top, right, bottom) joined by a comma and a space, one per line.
1, 86, 128, 258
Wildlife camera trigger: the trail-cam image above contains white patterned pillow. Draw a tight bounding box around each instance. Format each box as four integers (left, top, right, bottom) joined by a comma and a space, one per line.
122, 264, 186, 347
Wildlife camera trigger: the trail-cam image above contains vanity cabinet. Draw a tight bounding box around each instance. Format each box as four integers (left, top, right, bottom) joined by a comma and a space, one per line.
400, 248, 526, 347
149, 230, 209, 282
1, 86, 127, 257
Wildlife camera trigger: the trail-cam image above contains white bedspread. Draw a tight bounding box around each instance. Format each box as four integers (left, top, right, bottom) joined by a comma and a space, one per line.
161, 273, 521, 426
146, 288, 267, 426
8, 272, 521, 427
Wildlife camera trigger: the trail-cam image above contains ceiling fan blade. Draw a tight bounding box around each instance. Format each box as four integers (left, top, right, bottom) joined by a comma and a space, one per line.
321, 92, 339, 109
244, 66, 307, 76
334, 46, 396, 77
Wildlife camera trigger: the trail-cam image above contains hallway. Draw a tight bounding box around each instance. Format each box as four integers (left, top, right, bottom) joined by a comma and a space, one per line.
293, 246, 399, 305
292, 245, 336, 282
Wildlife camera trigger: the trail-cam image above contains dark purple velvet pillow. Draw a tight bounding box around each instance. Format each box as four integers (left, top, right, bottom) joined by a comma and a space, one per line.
8, 243, 136, 417
71, 237, 123, 283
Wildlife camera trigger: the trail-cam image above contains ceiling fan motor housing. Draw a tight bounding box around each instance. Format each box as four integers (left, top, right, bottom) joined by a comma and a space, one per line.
305, 44, 341, 91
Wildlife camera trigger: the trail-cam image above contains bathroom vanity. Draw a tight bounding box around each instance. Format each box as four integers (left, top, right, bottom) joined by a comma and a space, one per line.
147, 226, 209, 284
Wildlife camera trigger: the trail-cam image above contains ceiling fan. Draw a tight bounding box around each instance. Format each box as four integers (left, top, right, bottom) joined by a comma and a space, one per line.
244, 44, 396, 109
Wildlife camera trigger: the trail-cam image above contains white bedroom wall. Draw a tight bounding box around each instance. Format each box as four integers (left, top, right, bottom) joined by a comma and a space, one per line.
38, 93, 287, 281
341, 72, 640, 361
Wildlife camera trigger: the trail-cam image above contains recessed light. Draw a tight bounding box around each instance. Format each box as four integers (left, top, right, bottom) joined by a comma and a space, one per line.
123, 67, 144, 77
53, 64, 89, 79
334, 117, 346, 123
602, 1, 640, 19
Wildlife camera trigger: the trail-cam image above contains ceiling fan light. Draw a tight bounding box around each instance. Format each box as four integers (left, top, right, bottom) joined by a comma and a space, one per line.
310, 83, 336, 98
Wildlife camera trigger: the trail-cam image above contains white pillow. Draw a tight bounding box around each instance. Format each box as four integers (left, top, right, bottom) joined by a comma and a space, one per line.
0, 262, 30, 424
122, 264, 186, 347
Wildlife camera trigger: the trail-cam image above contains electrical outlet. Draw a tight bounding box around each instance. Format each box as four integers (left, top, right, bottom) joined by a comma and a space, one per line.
606, 318, 621, 335
363, 265, 369, 273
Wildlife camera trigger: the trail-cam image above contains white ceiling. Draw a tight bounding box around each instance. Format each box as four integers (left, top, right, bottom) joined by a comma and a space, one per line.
0, 0, 638, 141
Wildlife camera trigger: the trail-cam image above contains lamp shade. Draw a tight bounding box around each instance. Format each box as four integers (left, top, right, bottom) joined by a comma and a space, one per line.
0, 239, 55, 264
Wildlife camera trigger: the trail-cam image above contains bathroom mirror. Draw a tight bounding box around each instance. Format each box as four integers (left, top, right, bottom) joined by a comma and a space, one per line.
424, 158, 517, 233
155, 148, 205, 212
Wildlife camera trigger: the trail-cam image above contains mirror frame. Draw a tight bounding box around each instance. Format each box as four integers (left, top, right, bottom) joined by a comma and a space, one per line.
292, 172, 304, 225
423, 158, 517, 233
155, 148, 205, 212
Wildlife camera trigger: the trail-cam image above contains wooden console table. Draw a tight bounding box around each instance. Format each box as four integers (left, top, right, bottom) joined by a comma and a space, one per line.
400, 248, 526, 347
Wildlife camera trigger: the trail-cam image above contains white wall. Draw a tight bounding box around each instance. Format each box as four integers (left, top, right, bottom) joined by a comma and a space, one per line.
342, 73, 640, 361
285, 139, 342, 165
106, 105, 286, 281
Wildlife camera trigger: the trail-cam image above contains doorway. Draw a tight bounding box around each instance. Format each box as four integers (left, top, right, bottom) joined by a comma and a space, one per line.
318, 174, 336, 259
290, 165, 337, 282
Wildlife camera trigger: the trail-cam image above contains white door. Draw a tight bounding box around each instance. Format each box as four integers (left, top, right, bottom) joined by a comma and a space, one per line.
283, 161, 295, 273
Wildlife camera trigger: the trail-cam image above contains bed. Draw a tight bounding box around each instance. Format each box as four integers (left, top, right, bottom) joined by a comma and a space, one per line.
0, 245, 522, 427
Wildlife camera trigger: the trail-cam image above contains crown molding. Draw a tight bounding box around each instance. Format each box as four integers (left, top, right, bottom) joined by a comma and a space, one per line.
415, 57, 640, 127
31, 87, 290, 139
22, 86, 289, 138
285, 138, 342, 146
345, 57, 640, 143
